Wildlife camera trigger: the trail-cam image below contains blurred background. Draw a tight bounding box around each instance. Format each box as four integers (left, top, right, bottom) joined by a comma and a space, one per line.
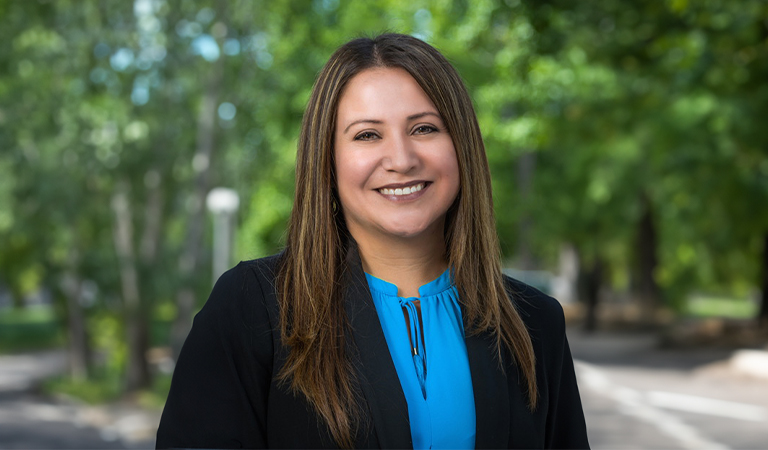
1, 0, 767, 448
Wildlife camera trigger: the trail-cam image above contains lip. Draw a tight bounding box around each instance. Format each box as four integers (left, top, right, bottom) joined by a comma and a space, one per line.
375, 181, 430, 201
375, 180, 430, 190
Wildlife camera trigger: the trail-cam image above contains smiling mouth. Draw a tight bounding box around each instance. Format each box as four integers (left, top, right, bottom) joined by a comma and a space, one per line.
377, 182, 427, 196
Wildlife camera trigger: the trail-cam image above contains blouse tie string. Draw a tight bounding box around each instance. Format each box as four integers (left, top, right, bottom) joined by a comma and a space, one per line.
399, 298, 427, 399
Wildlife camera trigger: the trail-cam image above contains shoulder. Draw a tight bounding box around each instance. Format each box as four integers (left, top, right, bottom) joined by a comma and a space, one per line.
502, 274, 565, 333
196, 253, 283, 330
236, 253, 283, 292
208, 253, 281, 298
501, 275, 568, 363
158, 257, 283, 449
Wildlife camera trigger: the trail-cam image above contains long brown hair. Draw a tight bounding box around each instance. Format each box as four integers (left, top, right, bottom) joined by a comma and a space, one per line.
277, 33, 537, 448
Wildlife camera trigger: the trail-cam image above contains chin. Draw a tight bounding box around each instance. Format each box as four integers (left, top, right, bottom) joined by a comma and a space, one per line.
380, 222, 436, 240
386, 230, 426, 239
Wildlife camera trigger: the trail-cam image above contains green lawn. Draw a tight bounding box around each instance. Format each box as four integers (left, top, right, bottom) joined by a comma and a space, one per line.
1, 305, 174, 406
684, 295, 758, 319
0, 306, 174, 354
0, 306, 63, 353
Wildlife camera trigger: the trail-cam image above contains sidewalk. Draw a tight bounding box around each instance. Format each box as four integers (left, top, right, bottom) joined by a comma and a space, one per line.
0, 350, 67, 391
567, 327, 768, 379
0, 350, 160, 448
566, 327, 768, 450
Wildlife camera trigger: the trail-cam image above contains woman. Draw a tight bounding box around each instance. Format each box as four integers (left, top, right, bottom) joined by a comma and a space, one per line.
156, 33, 589, 449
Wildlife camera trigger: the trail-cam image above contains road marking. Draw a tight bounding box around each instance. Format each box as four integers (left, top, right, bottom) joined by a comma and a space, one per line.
574, 360, 730, 450
646, 391, 767, 422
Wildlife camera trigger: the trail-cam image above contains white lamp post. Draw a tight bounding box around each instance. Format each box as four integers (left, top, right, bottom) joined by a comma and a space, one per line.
206, 187, 240, 284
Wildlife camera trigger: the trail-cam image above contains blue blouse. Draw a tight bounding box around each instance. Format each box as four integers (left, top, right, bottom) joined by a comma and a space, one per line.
365, 270, 476, 450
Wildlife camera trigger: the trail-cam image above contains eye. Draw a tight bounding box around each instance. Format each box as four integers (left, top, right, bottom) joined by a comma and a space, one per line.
413, 124, 438, 135
354, 131, 380, 141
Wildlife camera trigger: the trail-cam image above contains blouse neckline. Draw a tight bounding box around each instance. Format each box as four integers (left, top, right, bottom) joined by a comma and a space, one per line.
365, 268, 454, 298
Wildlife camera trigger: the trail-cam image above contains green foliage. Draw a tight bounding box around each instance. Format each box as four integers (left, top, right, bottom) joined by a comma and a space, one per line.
1, 0, 767, 398
43, 371, 123, 405
90, 312, 128, 377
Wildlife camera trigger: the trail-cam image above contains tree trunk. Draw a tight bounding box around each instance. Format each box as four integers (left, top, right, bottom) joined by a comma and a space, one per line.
61, 269, 89, 381
10, 288, 24, 309
171, 42, 224, 359
582, 257, 603, 333
515, 151, 537, 270
139, 170, 164, 264
758, 231, 768, 329
111, 181, 151, 391
633, 194, 661, 324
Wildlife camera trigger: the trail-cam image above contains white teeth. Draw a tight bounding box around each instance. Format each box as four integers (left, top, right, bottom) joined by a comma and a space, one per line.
378, 183, 424, 196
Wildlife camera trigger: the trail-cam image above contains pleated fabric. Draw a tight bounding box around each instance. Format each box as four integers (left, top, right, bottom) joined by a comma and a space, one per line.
365, 269, 476, 450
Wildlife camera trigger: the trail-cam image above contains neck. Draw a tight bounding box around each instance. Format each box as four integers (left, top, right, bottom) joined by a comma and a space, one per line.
353, 232, 448, 298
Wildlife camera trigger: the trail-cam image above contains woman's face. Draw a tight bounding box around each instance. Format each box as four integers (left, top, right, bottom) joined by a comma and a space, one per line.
334, 67, 460, 246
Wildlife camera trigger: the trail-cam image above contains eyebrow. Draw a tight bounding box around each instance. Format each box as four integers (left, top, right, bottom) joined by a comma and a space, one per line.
342, 111, 442, 134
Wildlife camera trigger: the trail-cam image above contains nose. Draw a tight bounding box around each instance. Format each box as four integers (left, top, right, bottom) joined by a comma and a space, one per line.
381, 134, 420, 173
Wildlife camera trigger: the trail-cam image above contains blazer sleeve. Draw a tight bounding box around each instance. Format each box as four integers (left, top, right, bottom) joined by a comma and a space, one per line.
539, 296, 590, 449
155, 262, 275, 449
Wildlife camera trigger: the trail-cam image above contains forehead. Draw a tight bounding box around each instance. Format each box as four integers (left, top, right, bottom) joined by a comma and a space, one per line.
336, 67, 438, 121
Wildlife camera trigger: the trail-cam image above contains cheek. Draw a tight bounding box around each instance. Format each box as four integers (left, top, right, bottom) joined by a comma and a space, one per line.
335, 158, 356, 191
335, 152, 376, 189
442, 152, 461, 197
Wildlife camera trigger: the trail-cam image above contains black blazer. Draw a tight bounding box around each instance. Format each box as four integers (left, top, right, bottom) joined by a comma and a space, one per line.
156, 249, 589, 449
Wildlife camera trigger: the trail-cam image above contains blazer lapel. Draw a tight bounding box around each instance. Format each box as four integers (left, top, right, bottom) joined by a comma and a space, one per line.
343, 245, 413, 449
465, 329, 511, 449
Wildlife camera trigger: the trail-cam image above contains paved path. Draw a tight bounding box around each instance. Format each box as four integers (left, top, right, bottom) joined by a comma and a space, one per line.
0, 390, 134, 449
1, 332, 766, 449
0, 351, 158, 449
0, 351, 67, 392
569, 329, 768, 450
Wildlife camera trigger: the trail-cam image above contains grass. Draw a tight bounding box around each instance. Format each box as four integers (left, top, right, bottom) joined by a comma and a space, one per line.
1, 305, 174, 407
43, 371, 123, 404
0, 306, 64, 353
0, 305, 175, 354
42, 370, 172, 408
684, 295, 758, 319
